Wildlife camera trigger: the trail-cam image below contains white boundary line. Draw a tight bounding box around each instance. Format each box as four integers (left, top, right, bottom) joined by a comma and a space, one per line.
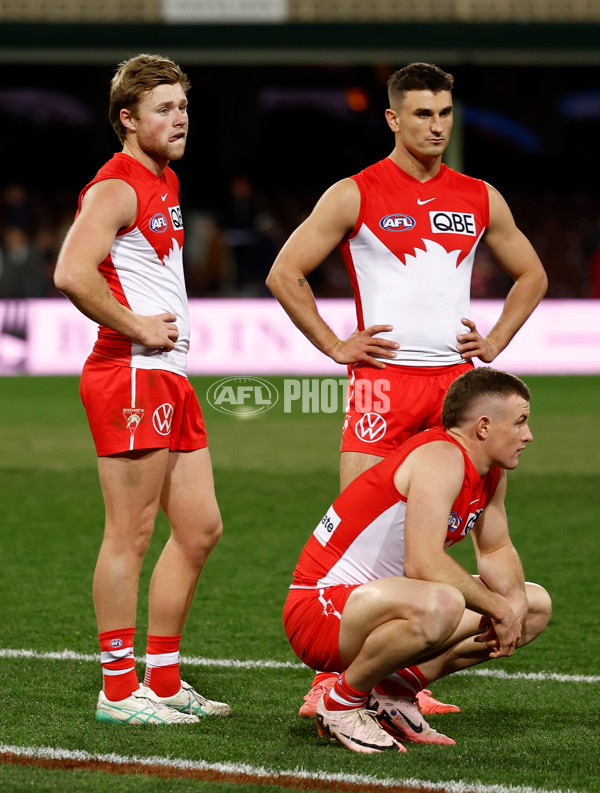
0, 743, 584, 793
0, 648, 598, 684
0, 648, 300, 669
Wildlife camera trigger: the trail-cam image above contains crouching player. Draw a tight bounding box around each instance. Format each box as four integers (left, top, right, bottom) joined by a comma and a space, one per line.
283, 367, 551, 753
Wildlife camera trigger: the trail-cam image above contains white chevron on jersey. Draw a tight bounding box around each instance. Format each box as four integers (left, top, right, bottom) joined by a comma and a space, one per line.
111, 231, 189, 375
349, 227, 483, 365
342, 158, 489, 367
314, 501, 407, 588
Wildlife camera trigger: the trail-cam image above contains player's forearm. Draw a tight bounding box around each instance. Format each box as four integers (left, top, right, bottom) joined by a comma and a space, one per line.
55, 266, 142, 340
266, 267, 340, 358
477, 545, 527, 616
485, 267, 548, 355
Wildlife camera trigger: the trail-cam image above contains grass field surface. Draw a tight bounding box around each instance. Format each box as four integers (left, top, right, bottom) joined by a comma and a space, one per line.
1, 374, 599, 793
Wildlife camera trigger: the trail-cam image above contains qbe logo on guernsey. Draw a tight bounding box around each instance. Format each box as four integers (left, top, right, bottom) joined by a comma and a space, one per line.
206, 377, 278, 417
429, 210, 476, 236
169, 205, 184, 230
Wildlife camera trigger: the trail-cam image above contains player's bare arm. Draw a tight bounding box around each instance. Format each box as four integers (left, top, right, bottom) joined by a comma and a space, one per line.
55, 179, 179, 350
266, 178, 399, 368
399, 442, 522, 655
457, 183, 547, 363
470, 472, 528, 625
465, 474, 526, 657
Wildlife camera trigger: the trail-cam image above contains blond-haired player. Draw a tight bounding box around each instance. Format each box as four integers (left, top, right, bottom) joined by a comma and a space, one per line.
55, 54, 230, 724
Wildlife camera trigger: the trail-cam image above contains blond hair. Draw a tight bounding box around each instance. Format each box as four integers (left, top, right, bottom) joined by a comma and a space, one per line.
109, 53, 191, 143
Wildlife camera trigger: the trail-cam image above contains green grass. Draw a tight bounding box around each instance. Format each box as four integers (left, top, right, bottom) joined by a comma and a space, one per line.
1, 375, 599, 792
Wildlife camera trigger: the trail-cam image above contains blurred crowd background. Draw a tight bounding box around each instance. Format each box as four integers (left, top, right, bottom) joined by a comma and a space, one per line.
1, 0, 600, 303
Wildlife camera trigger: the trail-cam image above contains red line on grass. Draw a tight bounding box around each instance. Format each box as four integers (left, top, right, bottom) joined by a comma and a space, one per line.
1, 750, 463, 793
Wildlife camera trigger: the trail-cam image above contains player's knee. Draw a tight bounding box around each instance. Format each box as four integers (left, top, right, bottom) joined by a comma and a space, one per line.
523, 583, 552, 642
132, 526, 154, 558
184, 513, 223, 564
419, 584, 465, 646
204, 512, 223, 549
435, 584, 465, 632
104, 515, 155, 560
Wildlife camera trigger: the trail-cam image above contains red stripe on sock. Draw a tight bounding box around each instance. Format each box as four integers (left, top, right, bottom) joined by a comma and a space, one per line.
375, 665, 429, 698
323, 672, 369, 711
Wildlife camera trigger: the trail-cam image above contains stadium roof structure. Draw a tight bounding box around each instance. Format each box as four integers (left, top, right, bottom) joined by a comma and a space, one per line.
0, 21, 599, 65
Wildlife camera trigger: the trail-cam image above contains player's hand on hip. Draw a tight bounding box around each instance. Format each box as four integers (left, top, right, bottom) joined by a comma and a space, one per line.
134, 312, 179, 350
456, 317, 499, 363
331, 325, 398, 369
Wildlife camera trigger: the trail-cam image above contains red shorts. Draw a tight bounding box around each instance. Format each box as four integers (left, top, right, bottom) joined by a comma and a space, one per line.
340, 361, 472, 456
80, 359, 207, 456
283, 585, 358, 672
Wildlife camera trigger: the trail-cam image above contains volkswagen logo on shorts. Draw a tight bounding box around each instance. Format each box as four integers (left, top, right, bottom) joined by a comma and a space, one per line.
354, 412, 387, 443
206, 377, 279, 417
152, 403, 174, 435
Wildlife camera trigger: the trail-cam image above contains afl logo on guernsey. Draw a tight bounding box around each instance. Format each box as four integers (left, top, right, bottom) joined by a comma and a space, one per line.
448, 512, 462, 530
379, 214, 416, 232
149, 213, 168, 233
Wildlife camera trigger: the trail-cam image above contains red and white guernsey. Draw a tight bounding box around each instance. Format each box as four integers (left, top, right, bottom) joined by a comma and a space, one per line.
79, 153, 189, 376
290, 427, 500, 589
341, 158, 489, 366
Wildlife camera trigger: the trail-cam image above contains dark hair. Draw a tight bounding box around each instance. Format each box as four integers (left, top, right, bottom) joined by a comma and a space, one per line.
442, 367, 530, 429
387, 62, 454, 107
109, 53, 191, 143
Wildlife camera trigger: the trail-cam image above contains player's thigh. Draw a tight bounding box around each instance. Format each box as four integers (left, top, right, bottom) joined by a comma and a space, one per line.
339, 451, 383, 490
98, 448, 170, 535
161, 447, 221, 539
338, 576, 457, 662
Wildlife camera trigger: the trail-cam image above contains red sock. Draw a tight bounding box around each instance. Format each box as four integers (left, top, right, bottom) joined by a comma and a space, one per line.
374, 665, 428, 698
144, 634, 182, 697
99, 627, 138, 701
323, 672, 369, 712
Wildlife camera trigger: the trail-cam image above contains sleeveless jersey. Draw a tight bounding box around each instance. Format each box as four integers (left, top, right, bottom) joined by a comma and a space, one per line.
79, 153, 189, 376
341, 159, 489, 366
291, 427, 500, 589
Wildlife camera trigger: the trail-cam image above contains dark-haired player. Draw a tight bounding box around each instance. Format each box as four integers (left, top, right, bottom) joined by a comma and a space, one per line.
267, 62, 547, 718
283, 367, 551, 753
